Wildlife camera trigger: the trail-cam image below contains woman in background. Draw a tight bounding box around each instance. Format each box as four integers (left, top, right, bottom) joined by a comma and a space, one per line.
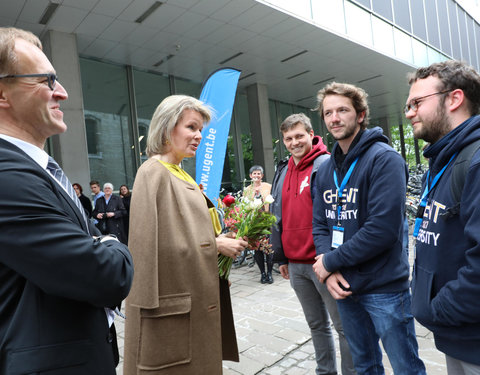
119, 184, 131, 242
72, 182, 92, 218
243, 165, 274, 283
123, 95, 248, 375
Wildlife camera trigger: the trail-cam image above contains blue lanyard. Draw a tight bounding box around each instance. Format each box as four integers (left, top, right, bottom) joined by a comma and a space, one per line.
413, 153, 457, 238
333, 157, 359, 226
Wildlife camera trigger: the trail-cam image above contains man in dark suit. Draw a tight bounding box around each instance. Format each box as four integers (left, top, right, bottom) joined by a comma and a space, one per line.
0, 27, 133, 374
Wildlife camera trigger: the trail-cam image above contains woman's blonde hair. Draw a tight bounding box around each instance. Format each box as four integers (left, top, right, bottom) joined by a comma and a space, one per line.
146, 95, 212, 157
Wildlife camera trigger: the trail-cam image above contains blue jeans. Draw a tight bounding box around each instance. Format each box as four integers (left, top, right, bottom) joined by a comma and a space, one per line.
289, 262, 356, 375
337, 290, 425, 375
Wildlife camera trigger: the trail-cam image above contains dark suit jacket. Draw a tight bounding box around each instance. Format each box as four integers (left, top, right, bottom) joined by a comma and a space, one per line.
0, 139, 134, 375
92, 195, 127, 244
78, 193, 93, 218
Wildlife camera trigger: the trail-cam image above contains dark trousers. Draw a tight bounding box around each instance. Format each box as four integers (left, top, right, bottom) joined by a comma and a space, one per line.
254, 250, 273, 274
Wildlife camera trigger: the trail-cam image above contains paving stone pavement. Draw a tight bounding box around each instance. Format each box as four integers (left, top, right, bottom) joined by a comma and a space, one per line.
116, 248, 447, 374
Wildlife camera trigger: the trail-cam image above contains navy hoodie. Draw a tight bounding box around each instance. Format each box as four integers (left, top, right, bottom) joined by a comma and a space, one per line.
411, 115, 480, 365
312, 127, 409, 294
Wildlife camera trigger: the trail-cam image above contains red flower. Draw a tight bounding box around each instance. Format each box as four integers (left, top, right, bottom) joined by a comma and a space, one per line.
222, 194, 235, 207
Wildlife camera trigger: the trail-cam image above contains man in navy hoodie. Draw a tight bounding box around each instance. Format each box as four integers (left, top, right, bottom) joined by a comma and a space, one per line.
405, 60, 480, 374
270, 113, 355, 375
312, 82, 425, 374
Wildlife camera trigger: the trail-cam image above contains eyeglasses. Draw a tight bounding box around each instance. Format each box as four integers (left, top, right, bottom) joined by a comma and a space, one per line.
404, 89, 452, 114
0, 73, 58, 90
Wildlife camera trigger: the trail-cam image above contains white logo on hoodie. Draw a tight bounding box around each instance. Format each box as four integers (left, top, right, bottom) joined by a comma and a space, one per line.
299, 176, 309, 194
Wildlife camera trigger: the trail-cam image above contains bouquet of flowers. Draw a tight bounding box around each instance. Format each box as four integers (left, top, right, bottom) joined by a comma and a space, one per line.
218, 193, 277, 279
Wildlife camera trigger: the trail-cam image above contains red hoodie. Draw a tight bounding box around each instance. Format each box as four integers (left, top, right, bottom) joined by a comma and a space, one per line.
281, 136, 329, 263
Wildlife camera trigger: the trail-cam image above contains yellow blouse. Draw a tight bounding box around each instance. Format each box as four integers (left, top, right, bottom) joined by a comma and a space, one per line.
158, 160, 222, 235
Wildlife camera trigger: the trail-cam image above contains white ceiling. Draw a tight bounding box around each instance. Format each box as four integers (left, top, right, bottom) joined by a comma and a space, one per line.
1, 0, 417, 124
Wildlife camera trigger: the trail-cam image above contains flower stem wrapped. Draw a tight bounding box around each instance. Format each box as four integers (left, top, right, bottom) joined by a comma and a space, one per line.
218, 194, 277, 279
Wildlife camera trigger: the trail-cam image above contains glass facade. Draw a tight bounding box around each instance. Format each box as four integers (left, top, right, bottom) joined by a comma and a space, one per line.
80, 58, 136, 191
267, 0, 480, 69
79, 57, 316, 191
77, 0, 480, 189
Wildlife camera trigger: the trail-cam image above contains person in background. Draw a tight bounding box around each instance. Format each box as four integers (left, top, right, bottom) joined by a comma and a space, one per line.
405, 60, 480, 374
90, 179, 104, 225
93, 182, 127, 244
0, 26, 133, 374
312, 82, 425, 374
270, 113, 355, 375
123, 95, 248, 375
243, 165, 274, 283
90, 179, 104, 205
119, 184, 131, 241
73, 182, 93, 218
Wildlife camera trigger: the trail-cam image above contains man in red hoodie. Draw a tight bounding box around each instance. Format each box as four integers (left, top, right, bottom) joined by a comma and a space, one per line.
270, 113, 355, 375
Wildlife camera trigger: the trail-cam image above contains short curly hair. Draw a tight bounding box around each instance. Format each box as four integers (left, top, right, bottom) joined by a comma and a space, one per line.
407, 60, 480, 116
315, 82, 370, 129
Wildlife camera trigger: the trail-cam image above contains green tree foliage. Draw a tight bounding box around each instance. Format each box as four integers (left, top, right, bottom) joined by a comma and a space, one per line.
390, 124, 428, 168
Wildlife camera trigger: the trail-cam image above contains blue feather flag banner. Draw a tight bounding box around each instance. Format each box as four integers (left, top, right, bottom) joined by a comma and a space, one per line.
196, 68, 241, 206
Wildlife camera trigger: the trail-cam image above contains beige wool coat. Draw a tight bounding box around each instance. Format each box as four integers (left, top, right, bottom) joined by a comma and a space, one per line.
123, 159, 238, 375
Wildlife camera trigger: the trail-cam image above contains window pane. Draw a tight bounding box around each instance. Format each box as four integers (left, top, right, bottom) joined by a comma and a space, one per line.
424, 0, 440, 49
372, 0, 393, 21
270, 100, 284, 165
312, 0, 346, 35
427, 47, 446, 65
393, 0, 411, 32
372, 16, 395, 56
228, 94, 250, 191
133, 69, 171, 162
457, 9, 470, 61
476, 24, 480, 70
410, 0, 427, 41
412, 39, 429, 67
174, 76, 201, 97
275, 101, 295, 159
394, 28, 413, 64
437, 0, 452, 56
351, 0, 371, 9
345, 2, 373, 46
448, 0, 462, 59
173, 76, 202, 177
223, 124, 240, 193
80, 58, 136, 190
468, 17, 478, 69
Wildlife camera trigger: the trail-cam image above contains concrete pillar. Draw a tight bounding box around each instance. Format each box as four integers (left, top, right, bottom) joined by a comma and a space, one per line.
42, 30, 91, 191
246, 83, 274, 183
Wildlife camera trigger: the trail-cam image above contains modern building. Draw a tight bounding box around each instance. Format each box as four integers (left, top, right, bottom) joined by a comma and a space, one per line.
1, 0, 479, 194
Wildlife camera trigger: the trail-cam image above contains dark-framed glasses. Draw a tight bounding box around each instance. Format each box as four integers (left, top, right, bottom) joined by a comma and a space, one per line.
0, 73, 57, 90
404, 89, 453, 114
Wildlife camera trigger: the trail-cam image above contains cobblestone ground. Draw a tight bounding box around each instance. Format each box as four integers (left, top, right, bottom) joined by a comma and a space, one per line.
116, 238, 447, 374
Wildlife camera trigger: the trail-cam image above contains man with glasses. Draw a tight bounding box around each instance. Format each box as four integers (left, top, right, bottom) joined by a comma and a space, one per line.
312, 82, 425, 374
0, 27, 133, 374
406, 60, 480, 374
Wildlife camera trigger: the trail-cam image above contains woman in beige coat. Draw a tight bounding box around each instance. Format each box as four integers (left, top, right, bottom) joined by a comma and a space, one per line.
123, 95, 248, 375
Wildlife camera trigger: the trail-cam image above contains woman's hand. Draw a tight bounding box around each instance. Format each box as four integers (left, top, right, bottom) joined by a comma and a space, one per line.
216, 234, 248, 259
